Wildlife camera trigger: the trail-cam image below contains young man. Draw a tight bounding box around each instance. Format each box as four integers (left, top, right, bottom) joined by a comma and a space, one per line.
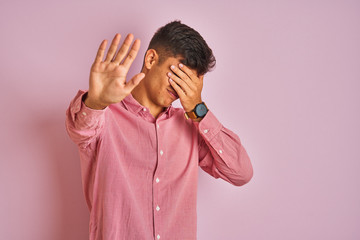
65, 20, 253, 240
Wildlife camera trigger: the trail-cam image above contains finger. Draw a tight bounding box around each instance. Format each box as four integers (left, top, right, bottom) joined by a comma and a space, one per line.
179, 63, 197, 81
170, 64, 191, 82
124, 72, 145, 92
167, 71, 192, 94
122, 38, 141, 69
104, 33, 121, 63
168, 78, 186, 99
170, 64, 197, 91
94, 39, 107, 64
113, 33, 134, 64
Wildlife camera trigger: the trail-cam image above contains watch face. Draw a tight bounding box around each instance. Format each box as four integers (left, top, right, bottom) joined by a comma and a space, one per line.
195, 103, 208, 117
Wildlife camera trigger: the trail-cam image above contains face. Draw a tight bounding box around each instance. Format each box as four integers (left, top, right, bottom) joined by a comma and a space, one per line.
142, 54, 198, 110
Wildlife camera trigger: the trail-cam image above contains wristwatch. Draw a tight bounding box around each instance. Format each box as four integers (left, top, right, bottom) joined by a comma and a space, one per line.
184, 102, 209, 119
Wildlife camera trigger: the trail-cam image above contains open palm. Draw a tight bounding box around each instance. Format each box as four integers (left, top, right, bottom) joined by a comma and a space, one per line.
86, 33, 145, 109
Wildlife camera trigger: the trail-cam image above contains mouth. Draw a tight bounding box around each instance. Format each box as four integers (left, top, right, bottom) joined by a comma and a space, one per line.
167, 88, 179, 99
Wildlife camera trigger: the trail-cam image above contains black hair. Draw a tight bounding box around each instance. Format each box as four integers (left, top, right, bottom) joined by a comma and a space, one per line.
147, 20, 216, 76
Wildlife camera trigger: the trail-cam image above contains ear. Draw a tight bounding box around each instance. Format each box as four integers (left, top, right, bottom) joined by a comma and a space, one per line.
144, 49, 158, 70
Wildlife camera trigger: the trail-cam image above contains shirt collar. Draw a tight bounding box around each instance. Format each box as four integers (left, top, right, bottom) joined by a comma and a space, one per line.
122, 93, 174, 118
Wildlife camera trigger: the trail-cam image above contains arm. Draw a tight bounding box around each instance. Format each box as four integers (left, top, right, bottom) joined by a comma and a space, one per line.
195, 111, 253, 187
65, 90, 107, 149
166, 59, 253, 186
65, 33, 145, 148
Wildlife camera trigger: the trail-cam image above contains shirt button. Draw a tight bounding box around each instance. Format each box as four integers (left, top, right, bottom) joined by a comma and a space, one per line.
143, 107, 147, 111
203, 129, 208, 133
156, 205, 160, 211
157, 234, 160, 239
156, 178, 160, 183
219, 149, 223, 154
82, 112, 87, 116
157, 124, 160, 129
160, 150, 163, 156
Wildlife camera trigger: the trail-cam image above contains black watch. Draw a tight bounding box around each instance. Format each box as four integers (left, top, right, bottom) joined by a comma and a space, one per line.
184, 102, 208, 119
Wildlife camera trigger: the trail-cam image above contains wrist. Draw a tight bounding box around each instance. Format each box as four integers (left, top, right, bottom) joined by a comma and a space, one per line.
83, 92, 108, 110
191, 117, 203, 122
184, 99, 202, 112
184, 101, 208, 120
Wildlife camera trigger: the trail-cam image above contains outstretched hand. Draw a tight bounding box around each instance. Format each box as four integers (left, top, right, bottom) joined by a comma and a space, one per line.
85, 33, 145, 110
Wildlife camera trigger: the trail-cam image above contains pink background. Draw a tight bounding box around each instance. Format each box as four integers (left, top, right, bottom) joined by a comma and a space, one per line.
1, 0, 359, 239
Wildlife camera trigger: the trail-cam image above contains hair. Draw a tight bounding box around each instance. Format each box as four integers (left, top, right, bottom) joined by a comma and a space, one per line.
146, 20, 216, 76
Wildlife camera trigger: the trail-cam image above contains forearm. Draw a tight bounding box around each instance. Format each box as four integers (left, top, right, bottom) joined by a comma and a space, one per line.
196, 111, 253, 186
65, 90, 107, 148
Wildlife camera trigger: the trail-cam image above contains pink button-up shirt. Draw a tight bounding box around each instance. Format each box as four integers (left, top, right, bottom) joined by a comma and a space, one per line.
65, 89, 253, 240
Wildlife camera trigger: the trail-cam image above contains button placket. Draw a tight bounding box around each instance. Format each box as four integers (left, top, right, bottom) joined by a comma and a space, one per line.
154, 120, 163, 238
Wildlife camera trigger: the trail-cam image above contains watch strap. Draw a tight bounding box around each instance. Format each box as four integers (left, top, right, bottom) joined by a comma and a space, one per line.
184, 102, 208, 119
184, 111, 197, 119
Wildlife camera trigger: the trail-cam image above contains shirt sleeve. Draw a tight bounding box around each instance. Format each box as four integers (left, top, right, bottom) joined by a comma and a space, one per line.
194, 110, 253, 187
65, 89, 107, 149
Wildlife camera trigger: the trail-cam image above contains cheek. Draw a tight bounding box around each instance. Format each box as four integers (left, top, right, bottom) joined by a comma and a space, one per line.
149, 67, 171, 92
158, 71, 170, 87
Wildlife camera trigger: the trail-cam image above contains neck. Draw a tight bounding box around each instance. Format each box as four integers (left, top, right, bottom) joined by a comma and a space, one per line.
131, 81, 165, 119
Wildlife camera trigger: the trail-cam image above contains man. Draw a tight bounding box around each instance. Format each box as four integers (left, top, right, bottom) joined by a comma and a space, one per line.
65, 20, 253, 240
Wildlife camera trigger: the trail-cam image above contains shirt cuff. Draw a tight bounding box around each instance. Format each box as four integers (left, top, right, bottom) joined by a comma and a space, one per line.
69, 90, 107, 122
194, 110, 222, 142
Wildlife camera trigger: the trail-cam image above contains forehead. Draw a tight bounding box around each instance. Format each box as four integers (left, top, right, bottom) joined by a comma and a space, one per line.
161, 56, 199, 76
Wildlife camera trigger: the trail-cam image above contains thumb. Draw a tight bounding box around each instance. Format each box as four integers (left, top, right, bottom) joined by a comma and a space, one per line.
124, 73, 145, 92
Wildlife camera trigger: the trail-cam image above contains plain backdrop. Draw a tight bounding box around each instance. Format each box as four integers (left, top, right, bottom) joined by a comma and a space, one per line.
1, 0, 359, 239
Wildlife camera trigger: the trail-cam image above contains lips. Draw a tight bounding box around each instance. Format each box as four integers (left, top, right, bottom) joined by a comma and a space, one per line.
167, 88, 179, 99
